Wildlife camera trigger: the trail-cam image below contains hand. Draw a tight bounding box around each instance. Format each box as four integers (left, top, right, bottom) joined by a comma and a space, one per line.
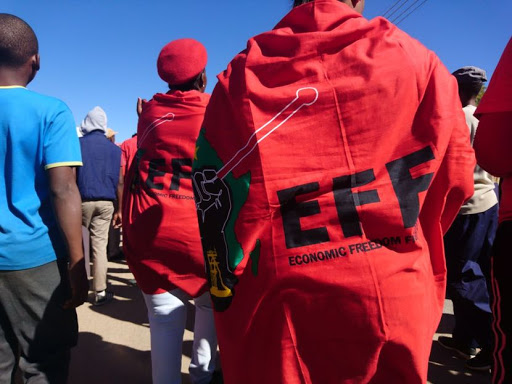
136, 97, 147, 117
193, 169, 231, 229
112, 211, 122, 228
63, 259, 89, 309
193, 168, 239, 311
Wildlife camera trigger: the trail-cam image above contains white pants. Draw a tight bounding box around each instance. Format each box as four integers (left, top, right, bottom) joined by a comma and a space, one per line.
143, 290, 217, 384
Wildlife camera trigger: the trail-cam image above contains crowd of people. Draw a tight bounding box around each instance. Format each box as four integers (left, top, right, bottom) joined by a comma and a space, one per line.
0, 0, 510, 383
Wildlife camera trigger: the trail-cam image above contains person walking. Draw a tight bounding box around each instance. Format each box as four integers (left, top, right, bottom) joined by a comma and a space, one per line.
123, 39, 218, 384
0, 13, 88, 383
77, 106, 121, 305
438, 66, 498, 371
192, 1, 475, 382
474, 37, 512, 384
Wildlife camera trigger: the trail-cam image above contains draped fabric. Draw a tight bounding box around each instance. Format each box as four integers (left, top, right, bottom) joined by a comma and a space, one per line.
193, 2, 475, 382
123, 90, 210, 296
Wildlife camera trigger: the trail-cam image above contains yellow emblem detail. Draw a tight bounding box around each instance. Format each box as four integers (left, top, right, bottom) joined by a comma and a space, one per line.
207, 248, 232, 298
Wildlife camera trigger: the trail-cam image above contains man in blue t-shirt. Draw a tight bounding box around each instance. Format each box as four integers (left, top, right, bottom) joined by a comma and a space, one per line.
0, 13, 88, 383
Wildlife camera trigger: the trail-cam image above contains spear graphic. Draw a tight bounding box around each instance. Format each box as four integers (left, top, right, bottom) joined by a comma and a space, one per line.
215, 87, 318, 181
194, 87, 319, 219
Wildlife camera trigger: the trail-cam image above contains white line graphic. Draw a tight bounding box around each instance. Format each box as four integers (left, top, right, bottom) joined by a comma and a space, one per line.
138, 112, 175, 147
194, 87, 319, 221
215, 87, 318, 180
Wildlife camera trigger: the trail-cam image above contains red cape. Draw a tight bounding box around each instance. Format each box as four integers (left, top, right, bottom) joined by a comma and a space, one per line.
123, 90, 210, 296
193, 1, 475, 382
475, 38, 512, 224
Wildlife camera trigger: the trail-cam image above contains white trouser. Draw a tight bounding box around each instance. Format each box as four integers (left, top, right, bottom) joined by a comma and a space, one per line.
142, 290, 217, 384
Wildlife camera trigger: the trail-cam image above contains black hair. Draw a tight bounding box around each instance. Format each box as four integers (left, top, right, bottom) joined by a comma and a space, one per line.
169, 71, 204, 92
293, 0, 313, 6
0, 14, 38, 68
457, 79, 483, 99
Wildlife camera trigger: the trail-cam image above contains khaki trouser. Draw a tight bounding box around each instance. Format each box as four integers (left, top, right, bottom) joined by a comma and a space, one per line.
82, 201, 114, 292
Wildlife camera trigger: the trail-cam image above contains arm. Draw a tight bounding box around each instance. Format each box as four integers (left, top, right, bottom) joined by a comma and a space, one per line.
48, 166, 89, 308
418, 59, 475, 233
415, 58, 475, 282
137, 97, 147, 117
112, 166, 124, 228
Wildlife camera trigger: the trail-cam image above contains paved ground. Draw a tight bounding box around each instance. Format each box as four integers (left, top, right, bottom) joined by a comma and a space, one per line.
69, 259, 492, 384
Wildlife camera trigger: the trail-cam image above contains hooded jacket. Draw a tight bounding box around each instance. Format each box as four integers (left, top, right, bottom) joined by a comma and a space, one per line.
76, 107, 121, 201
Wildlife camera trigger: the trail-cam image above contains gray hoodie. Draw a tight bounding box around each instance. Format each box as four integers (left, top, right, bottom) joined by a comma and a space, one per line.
80, 106, 108, 135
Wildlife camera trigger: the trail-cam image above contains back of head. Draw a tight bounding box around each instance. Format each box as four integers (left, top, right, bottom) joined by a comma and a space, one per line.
452, 66, 487, 102
157, 38, 208, 92
293, 0, 312, 5
0, 14, 38, 68
292, 0, 365, 13
80, 106, 108, 135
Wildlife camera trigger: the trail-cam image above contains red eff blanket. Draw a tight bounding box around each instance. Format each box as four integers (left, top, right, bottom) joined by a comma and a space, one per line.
476, 38, 512, 224
193, 1, 475, 383
124, 90, 210, 296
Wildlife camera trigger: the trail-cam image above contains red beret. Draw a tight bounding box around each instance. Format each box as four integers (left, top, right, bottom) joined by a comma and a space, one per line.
157, 38, 207, 85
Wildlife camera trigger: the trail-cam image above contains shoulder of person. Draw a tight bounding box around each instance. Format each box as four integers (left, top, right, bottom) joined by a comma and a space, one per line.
108, 139, 122, 152
24, 89, 70, 112
395, 26, 436, 61
22, 90, 75, 132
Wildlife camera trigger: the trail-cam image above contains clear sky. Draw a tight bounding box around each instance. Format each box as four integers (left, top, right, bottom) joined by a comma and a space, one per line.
2, 0, 511, 142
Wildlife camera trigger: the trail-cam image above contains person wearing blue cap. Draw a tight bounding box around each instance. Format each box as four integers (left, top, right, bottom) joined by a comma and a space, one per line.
438, 66, 498, 372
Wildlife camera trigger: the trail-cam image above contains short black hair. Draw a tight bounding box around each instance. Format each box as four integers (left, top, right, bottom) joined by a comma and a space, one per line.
457, 80, 483, 99
169, 71, 204, 92
0, 14, 38, 68
293, 0, 313, 6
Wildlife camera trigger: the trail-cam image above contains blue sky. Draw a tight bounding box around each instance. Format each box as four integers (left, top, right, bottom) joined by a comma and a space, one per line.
2, 0, 511, 142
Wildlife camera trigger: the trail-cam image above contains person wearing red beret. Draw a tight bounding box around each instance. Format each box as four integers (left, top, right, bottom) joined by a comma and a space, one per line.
474, 37, 512, 384
122, 38, 217, 384
192, 0, 475, 383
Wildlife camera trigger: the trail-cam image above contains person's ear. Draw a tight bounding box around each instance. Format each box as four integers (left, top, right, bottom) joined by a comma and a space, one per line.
26, 54, 40, 85
200, 70, 207, 91
32, 54, 40, 72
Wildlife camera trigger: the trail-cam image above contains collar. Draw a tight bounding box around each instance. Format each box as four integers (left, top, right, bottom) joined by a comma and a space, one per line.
83, 129, 106, 136
275, 0, 362, 33
0, 85, 26, 89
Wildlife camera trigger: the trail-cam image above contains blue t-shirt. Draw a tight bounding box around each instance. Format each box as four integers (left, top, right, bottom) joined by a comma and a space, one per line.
0, 86, 82, 270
